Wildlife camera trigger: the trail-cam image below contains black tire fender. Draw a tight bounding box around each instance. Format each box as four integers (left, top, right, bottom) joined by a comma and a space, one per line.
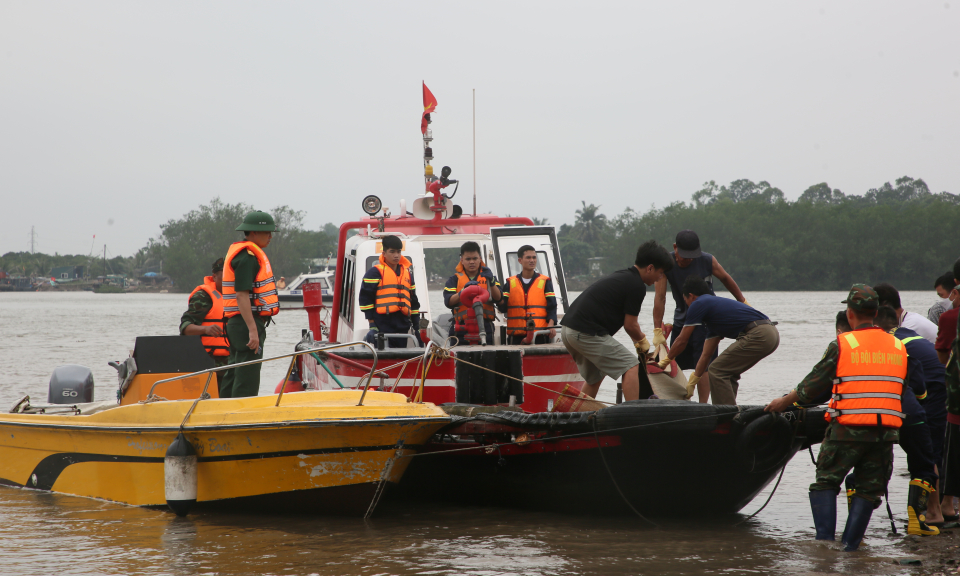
735, 413, 793, 473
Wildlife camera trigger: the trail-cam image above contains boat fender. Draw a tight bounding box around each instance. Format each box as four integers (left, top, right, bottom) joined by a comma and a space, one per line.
734, 413, 792, 473
164, 433, 198, 517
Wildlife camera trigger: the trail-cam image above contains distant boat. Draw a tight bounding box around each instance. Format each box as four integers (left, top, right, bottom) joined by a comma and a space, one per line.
277, 270, 334, 304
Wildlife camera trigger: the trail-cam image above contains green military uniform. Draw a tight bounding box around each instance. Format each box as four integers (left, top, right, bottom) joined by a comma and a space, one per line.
220, 249, 268, 398
796, 338, 898, 502
179, 290, 231, 388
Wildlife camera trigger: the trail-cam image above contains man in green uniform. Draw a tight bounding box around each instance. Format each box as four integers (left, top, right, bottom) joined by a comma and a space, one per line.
179, 257, 230, 388
220, 210, 278, 398
765, 285, 904, 551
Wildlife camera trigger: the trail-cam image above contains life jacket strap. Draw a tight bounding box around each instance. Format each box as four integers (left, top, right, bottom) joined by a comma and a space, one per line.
826, 407, 905, 418
832, 375, 904, 384
833, 392, 902, 401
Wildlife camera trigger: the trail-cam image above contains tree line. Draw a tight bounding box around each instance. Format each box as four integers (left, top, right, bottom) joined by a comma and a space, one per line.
557, 176, 959, 290
5, 176, 956, 292
1, 199, 339, 292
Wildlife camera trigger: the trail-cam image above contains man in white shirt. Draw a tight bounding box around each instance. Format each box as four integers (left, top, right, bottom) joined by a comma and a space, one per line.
874, 282, 938, 344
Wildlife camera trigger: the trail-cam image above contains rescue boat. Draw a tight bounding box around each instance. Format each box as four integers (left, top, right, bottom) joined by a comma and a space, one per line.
285, 87, 825, 516
0, 336, 449, 517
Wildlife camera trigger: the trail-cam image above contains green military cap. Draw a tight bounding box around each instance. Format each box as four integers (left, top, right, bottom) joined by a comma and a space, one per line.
841, 284, 879, 311
236, 210, 276, 232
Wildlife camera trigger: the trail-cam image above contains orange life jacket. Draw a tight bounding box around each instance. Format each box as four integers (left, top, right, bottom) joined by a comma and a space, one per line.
827, 327, 906, 428
222, 241, 280, 318
188, 276, 230, 357
505, 274, 550, 336
452, 262, 497, 324
374, 254, 414, 316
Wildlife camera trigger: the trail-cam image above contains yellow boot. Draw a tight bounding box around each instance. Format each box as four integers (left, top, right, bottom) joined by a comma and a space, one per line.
907, 479, 940, 536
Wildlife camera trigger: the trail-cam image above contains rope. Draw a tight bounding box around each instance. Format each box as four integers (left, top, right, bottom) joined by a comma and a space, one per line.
732, 417, 799, 526
399, 410, 751, 460
591, 416, 658, 527
733, 462, 787, 526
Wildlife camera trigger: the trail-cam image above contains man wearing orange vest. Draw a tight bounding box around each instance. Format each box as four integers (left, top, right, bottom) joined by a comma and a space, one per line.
443, 241, 503, 345
179, 257, 230, 388
500, 244, 557, 345
766, 285, 909, 551
358, 235, 420, 348
220, 210, 280, 398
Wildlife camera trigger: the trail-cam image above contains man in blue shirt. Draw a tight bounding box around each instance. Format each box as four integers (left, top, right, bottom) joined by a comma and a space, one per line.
653, 230, 748, 401
658, 276, 778, 404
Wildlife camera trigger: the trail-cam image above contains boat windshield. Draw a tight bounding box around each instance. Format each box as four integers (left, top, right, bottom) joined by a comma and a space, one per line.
502, 250, 553, 279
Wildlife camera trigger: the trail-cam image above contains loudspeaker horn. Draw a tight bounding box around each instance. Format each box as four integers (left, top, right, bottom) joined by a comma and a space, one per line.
411, 196, 453, 220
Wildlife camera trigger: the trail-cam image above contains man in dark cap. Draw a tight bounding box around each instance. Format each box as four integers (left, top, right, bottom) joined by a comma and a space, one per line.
652, 230, 748, 402
180, 258, 230, 389
657, 276, 777, 404
765, 285, 909, 551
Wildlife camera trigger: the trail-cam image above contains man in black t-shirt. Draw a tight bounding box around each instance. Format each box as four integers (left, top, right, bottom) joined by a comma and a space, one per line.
560, 240, 673, 401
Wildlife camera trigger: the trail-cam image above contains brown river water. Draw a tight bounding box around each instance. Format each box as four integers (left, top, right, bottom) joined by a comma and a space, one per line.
0, 291, 947, 575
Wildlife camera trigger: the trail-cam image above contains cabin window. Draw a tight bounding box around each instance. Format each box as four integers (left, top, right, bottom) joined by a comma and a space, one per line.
339, 258, 355, 324
505, 251, 552, 279
422, 247, 462, 287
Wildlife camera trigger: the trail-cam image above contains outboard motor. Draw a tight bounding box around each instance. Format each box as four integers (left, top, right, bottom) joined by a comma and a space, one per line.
48, 365, 94, 404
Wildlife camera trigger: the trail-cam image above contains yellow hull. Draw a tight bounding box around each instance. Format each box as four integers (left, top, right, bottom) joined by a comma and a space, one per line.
0, 390, 448, 514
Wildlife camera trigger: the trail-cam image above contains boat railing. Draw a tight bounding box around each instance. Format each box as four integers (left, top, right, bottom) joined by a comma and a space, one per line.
147, 341, 382, 428
372, 333, 422, 349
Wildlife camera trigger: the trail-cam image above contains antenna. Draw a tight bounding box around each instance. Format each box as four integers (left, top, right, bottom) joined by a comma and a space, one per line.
29, 226, 37, 253
472, 88, 476, 216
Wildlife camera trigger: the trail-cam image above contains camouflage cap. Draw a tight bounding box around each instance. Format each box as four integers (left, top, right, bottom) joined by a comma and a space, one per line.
841, 284, 879, 311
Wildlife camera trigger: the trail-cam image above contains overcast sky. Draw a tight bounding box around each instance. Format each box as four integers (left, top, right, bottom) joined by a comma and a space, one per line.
2, 1, 958, 257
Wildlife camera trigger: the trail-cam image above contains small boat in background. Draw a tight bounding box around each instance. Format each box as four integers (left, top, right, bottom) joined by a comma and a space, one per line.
277, 270, 334, 305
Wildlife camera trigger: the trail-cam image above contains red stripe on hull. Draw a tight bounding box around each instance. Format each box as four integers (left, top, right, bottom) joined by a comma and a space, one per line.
310, 350, 586, 412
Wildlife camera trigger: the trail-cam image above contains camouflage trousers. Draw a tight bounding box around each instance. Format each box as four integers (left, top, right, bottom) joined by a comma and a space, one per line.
810, 438, 894, 504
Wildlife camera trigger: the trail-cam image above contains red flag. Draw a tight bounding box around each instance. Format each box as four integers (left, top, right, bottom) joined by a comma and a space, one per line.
421, 82, 437, 134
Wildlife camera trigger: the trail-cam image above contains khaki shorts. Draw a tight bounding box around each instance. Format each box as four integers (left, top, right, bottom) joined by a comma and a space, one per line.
561, 325, 639, 385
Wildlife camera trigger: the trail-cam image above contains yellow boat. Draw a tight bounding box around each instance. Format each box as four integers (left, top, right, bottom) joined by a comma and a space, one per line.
0, 337, 449, 517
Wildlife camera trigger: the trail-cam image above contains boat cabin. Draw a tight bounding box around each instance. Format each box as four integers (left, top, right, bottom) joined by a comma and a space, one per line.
329, 219, 570, 346
295, 201, 587, 413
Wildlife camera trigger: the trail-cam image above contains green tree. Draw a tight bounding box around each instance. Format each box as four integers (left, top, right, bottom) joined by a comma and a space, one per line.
573, 201, 607, 245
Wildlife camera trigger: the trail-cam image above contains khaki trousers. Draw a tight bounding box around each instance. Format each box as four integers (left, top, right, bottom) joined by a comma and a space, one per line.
708, 323, 779, 405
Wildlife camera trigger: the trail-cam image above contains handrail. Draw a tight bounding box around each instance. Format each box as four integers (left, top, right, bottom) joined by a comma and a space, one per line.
530, 329, 559, 341
146, 341, 380, 423
372, 333, 421, 349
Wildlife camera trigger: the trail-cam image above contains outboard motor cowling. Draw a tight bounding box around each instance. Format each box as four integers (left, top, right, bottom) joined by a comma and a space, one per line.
48, 365, 94, 404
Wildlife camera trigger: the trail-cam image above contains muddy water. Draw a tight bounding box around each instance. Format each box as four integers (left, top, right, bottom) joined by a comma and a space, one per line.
0, 291, 945, 575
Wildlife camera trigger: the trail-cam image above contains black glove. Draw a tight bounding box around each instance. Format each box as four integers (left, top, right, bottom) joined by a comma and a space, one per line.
480, 268, 495, 284
463, 280, 480, 289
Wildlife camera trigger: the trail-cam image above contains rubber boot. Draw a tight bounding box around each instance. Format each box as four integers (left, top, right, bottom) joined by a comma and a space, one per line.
809, 490, 837, 540
841, 496, 874, 552
907, 479, 940, 536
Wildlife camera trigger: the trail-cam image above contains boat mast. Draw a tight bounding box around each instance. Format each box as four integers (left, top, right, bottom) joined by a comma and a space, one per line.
473, 88, 476, 217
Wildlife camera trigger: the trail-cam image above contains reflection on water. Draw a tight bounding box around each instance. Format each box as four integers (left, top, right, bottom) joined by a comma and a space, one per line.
0, 291, 940, 574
